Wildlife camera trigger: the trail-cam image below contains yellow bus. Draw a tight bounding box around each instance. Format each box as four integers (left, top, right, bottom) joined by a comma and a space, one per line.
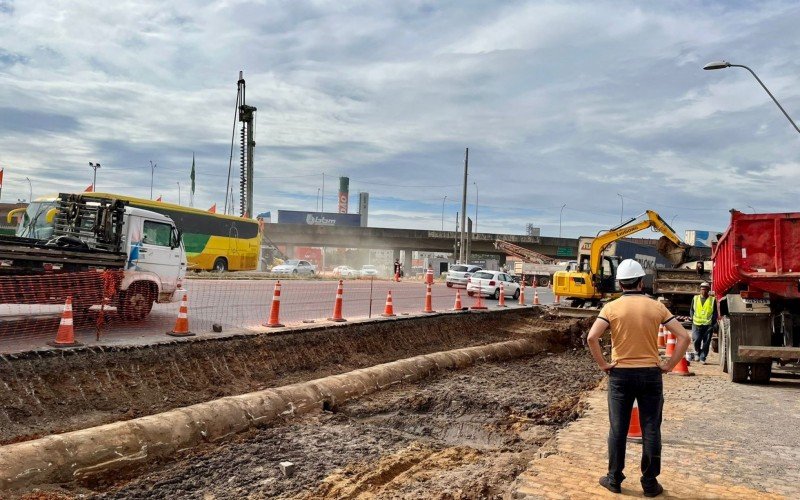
9, 193, 260, 272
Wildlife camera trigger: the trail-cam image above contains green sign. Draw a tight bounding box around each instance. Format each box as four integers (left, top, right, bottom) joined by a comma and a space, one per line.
556, 246, 573, 257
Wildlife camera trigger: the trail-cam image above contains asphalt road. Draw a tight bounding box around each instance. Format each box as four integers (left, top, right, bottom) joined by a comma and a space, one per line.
0, 278, 554, 354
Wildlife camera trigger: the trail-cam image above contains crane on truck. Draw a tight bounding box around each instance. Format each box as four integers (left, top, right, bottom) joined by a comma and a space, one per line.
553, 210, 687, 307
494, 240, 561, 286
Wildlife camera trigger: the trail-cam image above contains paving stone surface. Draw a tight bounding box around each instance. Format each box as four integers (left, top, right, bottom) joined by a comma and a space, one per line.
511, 355, 800, 499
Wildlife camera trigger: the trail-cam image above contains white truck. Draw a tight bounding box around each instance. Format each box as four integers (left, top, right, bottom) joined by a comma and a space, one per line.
2, 193, 186, 320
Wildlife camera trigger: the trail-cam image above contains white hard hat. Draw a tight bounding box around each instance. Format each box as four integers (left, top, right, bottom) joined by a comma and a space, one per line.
700, 282, 710, 289
617, 259, 646, 280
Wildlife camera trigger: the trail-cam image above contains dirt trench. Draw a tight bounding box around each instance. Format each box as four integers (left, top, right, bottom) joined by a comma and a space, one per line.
0, 308, 584, 446
83, 349, 600, 499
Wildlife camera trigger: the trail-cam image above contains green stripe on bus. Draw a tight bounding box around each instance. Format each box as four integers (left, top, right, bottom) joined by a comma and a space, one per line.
182, 233, 212, 254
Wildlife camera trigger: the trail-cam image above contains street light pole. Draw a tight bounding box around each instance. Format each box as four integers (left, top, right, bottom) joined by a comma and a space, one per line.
89, 162, 101, 191
703, 61, 800, 135
473, 182, 478, 233
149, 160, 157, 200
177, 182, 181, 205
670, 215, 678, 226
617, 193, 624, 223
559, 204, 566, 238
441, 195, 447, 230
25, 177, 32, 202
747, 205, 756, 213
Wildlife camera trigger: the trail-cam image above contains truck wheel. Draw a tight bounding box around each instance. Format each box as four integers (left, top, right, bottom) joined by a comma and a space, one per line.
751, 363, 772, 384
538, 277, 550, 287
213, 258, 228, 272
119, 282, 155, 321
446, 282, 453, 288
727, 339, 748, 383
710, 337, 718, 353
719, 322, 728, 373
467, 291, 474, 297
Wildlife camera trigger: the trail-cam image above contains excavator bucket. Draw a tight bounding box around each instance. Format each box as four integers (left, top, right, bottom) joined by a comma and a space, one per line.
657, 236, 688, 266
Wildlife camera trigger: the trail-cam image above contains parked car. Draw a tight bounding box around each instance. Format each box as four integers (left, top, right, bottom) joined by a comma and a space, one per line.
271, 259, 316, 275
466, 270, 520, 300
360, 264, 379, 277
446, 264, 482, 288
332, 265, 359, 278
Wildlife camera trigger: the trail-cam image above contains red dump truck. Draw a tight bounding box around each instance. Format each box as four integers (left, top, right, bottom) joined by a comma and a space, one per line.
714, 210, 800, 383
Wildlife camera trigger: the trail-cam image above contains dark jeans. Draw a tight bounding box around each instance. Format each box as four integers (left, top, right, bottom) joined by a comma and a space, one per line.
692, 324, 713, 361
607, 367, 664, 489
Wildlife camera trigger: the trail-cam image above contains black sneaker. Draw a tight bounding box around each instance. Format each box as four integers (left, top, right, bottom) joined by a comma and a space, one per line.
643, 482, 664, 497
599, 476, 621, 494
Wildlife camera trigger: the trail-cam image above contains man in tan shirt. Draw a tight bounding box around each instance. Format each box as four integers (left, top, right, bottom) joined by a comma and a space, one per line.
587, 259, 690, 497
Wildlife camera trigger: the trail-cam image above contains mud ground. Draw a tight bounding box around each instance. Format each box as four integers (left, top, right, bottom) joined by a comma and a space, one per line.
67, 348, 602, 499
2, 309, 578, 445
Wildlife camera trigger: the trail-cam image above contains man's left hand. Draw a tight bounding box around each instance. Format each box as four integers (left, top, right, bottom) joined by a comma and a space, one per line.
599, 361, 617, 373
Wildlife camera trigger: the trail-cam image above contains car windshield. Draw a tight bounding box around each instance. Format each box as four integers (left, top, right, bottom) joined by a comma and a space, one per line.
450, 265, 468, 272
473, 271, 494, 279
285, 260, 299, 265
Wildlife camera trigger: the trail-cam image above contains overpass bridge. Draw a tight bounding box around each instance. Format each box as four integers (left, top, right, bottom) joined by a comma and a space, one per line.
262, 223, 578, 267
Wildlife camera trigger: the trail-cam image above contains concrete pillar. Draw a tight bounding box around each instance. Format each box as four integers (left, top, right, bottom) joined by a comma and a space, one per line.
498, 254, 507, 269
403, 249, 413, 275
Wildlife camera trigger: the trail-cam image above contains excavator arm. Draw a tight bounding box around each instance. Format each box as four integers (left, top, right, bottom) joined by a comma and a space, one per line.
589, 210, 685, 277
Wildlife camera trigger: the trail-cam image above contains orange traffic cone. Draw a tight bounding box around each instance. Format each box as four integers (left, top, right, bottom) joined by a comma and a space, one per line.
263, 281, 285, 327
394, 272, 401, 282
670, 357, 696, 376
665, 331, 676, 357
167, 294, 195, 337
425, 268, 434, 285
554, 288, 561, 305
519, 284, 526, 305
627, 400, 643, 443
382, 290, 396, 317
657, 324, 666, 349
498, 283, 507, 307
328, 280, 347, 322
532, 289, 540, 305
471, 289, 488, 310
453, 289, 463, 310
48, 296, 82, 347
422, 283, 435, 313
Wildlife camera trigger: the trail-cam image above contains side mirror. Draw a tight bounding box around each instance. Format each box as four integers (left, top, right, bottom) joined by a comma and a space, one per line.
171, 228, 182, 249
6, 207, 25, 224
45, 208, 58, 223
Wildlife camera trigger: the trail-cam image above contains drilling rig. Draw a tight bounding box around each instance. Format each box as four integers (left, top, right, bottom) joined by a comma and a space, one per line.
226, 71, 257, 217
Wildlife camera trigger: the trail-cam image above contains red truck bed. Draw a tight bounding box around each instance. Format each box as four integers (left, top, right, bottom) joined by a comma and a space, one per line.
713, 210, 800, 298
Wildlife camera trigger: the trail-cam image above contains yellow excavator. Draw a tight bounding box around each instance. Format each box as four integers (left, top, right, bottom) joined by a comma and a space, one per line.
553, 210, 688, 307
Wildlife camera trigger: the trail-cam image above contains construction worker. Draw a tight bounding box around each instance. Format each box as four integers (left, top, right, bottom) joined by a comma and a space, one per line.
586, 259, 690, 497
689, 282, 717, 364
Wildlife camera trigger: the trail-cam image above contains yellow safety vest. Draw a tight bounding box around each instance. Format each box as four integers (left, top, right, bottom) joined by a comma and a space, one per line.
693, 295, 714, 326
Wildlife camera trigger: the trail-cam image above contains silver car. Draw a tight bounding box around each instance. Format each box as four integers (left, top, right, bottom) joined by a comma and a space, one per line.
271, 259, 316, 275
360, 265, 379, 277
446, 264, 482, 288
467, 270, 521, 300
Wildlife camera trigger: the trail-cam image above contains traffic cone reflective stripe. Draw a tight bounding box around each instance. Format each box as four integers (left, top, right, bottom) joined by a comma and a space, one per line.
423, 283, 435, 313
48, 296, 82, 347
532, 289, 540, 305
657, 324, 666, 348
497, 283, 507, 307
519, 284, 526, 305
453, 290, 463, 310
670, 356, 695, 376
627, 400, 643, 443
382, 291, 396, 317
167, 294, 195, 337
425, 268, 434, 285
328, 280, 347, 322
665, 331, 676, 357
264, 281, 285, 327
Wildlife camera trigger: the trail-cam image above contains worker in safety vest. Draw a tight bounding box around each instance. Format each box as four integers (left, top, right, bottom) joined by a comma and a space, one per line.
689, 282, 717, 364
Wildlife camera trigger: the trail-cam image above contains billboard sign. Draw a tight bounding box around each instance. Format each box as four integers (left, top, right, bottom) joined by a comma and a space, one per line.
277, 210, 361, 227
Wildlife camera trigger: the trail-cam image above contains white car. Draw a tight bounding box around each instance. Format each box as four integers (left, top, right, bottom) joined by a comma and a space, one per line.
466, 270, 520, 300
271, 259, 316, 275
360, 265, 379, 277
446, 264, 482, 288
333, 265, 359, 278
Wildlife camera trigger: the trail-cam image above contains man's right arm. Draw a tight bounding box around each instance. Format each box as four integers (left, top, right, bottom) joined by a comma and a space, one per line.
662, 318, 691, 372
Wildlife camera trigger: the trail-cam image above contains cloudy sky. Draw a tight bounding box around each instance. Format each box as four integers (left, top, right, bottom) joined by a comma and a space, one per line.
1, 0, 799, 238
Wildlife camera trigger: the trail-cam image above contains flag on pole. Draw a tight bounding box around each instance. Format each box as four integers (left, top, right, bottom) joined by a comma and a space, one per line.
156, 195, 162, 202
190, 153, 195, 207
208, 203, 216, 214
84, 184, 93, 192
0, 168, 4, 202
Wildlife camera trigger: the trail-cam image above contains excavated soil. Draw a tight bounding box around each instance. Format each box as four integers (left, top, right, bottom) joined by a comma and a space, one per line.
78, 350, 600, 499
0, 309, 584, 446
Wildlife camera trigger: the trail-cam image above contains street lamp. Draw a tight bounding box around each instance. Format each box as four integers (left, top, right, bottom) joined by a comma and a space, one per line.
746, 205, 756, 213
149, 160, 157, 200
441, 195, 447, 231
88, 162, 101, 191
559, 204, 566, 238
703, 61, 800, 135
177, 182, 181, 205
24, 176, 32, 202
473, 182, 479, 233
670, 215, 678, 226
617, 193, 624, 223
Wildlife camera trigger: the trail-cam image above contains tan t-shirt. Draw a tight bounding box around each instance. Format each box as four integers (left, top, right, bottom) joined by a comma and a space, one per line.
598, 292, 675, 368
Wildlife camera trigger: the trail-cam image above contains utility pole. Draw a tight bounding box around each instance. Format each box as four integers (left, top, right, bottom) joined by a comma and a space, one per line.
321, 173, 325, 213
177, 182, 181, 205
459, 148, 469, 263
149, 161, 157, 200
89, 162, 101, 191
